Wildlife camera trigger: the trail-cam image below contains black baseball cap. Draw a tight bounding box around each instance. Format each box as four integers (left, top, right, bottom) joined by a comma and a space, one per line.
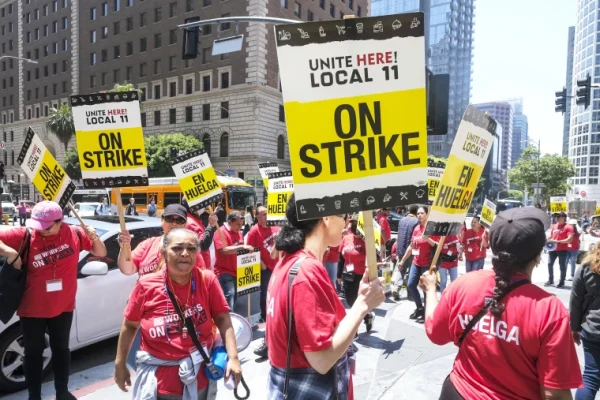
162, 204, 187, 220
489, 207, 550, 263
556, 212, 567, 219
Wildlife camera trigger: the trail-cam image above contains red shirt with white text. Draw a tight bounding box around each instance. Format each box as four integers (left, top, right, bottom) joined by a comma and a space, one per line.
246, 224, 279, 271
213, 224, 244, 277
411, 224, 434, 267
462, 229, 486, 261
550, 223, 575, 252
340, 234, 366, 275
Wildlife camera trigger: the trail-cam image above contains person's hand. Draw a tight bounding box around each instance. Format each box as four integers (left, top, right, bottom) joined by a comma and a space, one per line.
208, 213, 219, 227
337, 278, 343, 286
118, 230, 131, 247
419, 270, 438, 292
114, 363, 131, 392
225, 357, 242, 388
573, 331, 581, 346
458, 254, 463, 262
82, 224, 99, 241
244, 245, 255, 252
356, 272, 385, 314
261, 263, 266, 270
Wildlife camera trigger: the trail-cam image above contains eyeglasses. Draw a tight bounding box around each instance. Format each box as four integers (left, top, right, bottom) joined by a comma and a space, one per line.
43, 219, 62, 232
163, 215, 186, 225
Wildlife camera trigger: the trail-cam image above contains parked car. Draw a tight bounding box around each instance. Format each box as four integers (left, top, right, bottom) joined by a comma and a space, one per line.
12, 200, 35, 221
0, 194, 15, 223
0, 215, 163, 392
69, 202, 102, 218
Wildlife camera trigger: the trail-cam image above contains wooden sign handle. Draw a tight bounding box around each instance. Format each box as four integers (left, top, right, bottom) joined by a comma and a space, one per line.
362, 211, 379, 281
68, 201, 85, 227
248, 292, 252, 324
115, 188, 131, 261
429, 235, 446, 272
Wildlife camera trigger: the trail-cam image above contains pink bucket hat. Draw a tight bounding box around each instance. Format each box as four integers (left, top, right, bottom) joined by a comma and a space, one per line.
26, 201, 63, 230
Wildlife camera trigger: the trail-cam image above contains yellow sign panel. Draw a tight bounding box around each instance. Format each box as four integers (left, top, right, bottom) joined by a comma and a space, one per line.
76, 128, 146, 172
550, 196, 568, 213
480, 198, 496, 228
236, 249, 261, 297
357, 212, 382, 253
172, 149, 223, 211
266, 171, 294, 226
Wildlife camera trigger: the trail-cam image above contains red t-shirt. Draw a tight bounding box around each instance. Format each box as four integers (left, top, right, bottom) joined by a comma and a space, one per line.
376, 212, 391, 242
425, 270, 582, 399
213, 225, 244, 277
124, 268, 230, 396
0, 224, 93, 318
246, 224, 280, 271
410, 224, 434, 267
391, 242, 397, 262
324, 245, 340, 264
550, 223, 575, 252
185, 213, 211, 270
462, 229, 486, 261
569, 230, 580, 251
340, 234, 366, 276
439, 235, 461, 269
132, 236, 206, 276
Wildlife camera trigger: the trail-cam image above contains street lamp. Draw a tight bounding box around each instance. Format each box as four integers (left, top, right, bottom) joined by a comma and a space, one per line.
0, 55, 38, 64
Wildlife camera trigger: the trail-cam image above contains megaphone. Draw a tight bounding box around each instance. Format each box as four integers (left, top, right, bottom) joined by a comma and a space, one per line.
545, 241, 557, 252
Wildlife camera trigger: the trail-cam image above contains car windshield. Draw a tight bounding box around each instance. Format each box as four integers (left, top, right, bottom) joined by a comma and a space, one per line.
80, 205, 97, 212
228, 188, 256, 211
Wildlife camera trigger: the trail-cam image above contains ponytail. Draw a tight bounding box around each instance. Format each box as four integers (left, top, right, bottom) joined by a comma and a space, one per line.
489, 251, 532, 316
274, 194, 322, 254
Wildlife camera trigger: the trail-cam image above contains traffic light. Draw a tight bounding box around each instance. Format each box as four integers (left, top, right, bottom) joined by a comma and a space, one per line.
426, 68, 449, 135
555, 88, 567, 114
182, 17, 200, 60
0, 162, 5, 181
576, 74, 592, 109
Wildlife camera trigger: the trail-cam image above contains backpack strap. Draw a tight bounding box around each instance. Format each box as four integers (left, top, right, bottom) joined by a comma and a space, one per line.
70, 226, 82, 249
18, 228, 32, 272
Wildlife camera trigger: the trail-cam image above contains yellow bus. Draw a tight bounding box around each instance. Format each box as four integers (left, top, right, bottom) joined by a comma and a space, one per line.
108, 176, 256, 216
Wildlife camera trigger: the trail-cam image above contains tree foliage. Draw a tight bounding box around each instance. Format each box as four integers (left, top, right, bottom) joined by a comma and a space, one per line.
46, 104, 75, 151
508, 145, 575, 201
506, 190, 524, 201
144, 134, 204, 178
110, 82, 143, 97
64, 147, 81, 180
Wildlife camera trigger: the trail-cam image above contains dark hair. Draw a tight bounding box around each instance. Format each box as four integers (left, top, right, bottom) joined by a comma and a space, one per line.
246, 206, 253, 213
489, 251, 536, 316
472, 215, 481, 222
275, 194, 322, 254
227, 211, 243, 222
408, 204, 419, 215
418, 205, 428, 214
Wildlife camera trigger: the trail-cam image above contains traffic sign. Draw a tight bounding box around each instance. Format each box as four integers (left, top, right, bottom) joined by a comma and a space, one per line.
226, 169, 235, 176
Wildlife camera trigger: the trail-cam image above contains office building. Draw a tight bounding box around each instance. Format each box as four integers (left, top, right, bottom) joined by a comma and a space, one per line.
508, 99, 528, 168
563, 26, 575, 157
371, 0, 475, 158
0, 0, 368, 202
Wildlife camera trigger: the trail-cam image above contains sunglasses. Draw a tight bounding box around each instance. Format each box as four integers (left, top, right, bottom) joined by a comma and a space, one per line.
163, 215, 186, 225
43, 219, 62, 232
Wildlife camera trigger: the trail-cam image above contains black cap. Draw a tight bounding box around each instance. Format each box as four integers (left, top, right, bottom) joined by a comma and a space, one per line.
489, 207, 550, 262
557, 212, 567, 219
162, 204, 188, 220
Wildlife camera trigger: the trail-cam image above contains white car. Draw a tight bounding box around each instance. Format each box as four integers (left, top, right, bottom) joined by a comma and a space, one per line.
0, 215, 163, 392
69, 202, 102, 217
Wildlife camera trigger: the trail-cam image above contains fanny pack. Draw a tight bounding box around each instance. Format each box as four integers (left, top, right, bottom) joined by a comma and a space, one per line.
341, 270, 356, 282
440, 253, 458, 262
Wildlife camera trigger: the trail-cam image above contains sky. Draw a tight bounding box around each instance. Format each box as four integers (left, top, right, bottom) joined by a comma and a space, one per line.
470, 0, 576, 155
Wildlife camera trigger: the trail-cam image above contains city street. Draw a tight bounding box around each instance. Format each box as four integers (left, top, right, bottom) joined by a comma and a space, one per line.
1, 252, 593, 400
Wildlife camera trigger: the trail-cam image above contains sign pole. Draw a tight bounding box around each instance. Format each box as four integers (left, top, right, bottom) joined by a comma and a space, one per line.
429, 236, 446, 272
362, 211, 379, 281
115, 188, 131, 260
68, 200, 86, 227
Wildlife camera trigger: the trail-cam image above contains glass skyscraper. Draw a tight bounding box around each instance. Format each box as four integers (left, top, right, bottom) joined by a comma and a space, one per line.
372, 0, 475, 158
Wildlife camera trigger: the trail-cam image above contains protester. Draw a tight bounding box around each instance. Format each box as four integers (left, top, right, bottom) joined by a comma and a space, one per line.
392, 204, 419, 301
215, 201, 226, 227
567, 218, 581, 281
376, 208, 392, 244
126, 198, 138, 216
182, 199, 219, 270
323, 243, 341, 289
266, 195, 385, 399
462, 216, 488, 272
0, 201, 106, 400
214, 211, 254, 309
546, 212, 574, 288
17, 201, 27, 226
146, 197, 157, 217
420, 207, 582, 399
114, 228, 242, 399
337, 214, 375, 333
398, 206, 437, 323
243, 206, 254, 236
438, 234, 462, 292
571, 243, 600, 399
96, 197, 111, 216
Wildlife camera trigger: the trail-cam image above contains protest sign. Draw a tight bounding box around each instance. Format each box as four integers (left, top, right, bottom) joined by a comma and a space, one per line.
236, 248, 261, 297
480, 198, 496, 228
357, 211, 382, 253
550, 196, 568, 214
425, 105, 498, 237
258, 162, 279, 190
267, 171, 294, 226
380, 262, 392, 295
171, 149, 223, 211
276, 13, 428, 221
17, 127, 76, 208
70, 91, 148, 188
428, 159, 445, 203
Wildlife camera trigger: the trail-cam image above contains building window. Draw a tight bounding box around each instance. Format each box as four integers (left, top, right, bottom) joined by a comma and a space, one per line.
329, 4, 335, 17
114, 0, 120, 11
169, 2, 177, 17
140, 38, 147, 52
140, 62, 147, 77
202, 48, 210, 64
101, 73, 107, 86
102, 49, 108, 62
203, 75, 211, 91
141, 112, 146, 127
203, 24, 212, 36
114, 21, 120, 35
186, 0, 193, 12
221, 72, 229, 89
221, 14, 230, 31
294, 2, 301, 17
154, 59, 160, 74
90, 75, 96, 88
127, 17, 133, 31
90, 7, 97, 20
221, 101, 229, 118
185, 79, 193, 94
154, 7, 162, 23
126, 66, 132, 80
102, 26, 108, 39
140, 88, 146, 101
154, 84, 161, 99
169, 29, 177, 45
169, 81, 176, 97
90, 52, 96, 65
140, 12, 147, 27
102, 2, 108, 16
186, 106, 193, 122
114, 45, 121, 59
277, 135, 285, 159
220, 133, 229, 157
349, 0, 354, 10
126, 41, 133, 56
169, 108, 176, 124
154, 110, 161, 126
154, 33, 162, 48
90, 30, 96, 43
203, 104, 210, 120
279, 105, 285, 122
281, 0, 287, 8
127, 0, 133, 6
169, 56, 176, 71
319, 0, 325, 9
203, 0, 211, 6
62, 81, 67, 93
113, 69, 120, 83
202, 134, 211, 157
307, 11, 313, 21
357, 6, 362, 16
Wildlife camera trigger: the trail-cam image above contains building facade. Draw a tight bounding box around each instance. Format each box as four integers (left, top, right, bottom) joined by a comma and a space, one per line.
372, 0, 475, 158
509, 99, 528, 169
564, 26, 575, 157
0, 0, 368, 202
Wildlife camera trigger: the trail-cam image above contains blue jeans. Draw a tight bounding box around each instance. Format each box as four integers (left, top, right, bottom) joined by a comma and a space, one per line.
218, 273, 237, 310
126, 330, 141, 371
324, 261, 338, 290
439, 267, 458, 292
569, 249, 580, 278
576, 333, 600, 399
465, 258, 485, 272
548, 250, 568, 283
407, 263, 428, 309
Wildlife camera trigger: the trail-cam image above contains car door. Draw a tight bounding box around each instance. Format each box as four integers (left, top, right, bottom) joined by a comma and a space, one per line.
74, 227, 156, 343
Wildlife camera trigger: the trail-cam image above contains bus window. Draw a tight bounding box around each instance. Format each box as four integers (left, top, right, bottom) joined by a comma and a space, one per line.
120, 193, 132, 205
227, 187, 256, 212
164, 192, 182, 207
133, 193, 147, 205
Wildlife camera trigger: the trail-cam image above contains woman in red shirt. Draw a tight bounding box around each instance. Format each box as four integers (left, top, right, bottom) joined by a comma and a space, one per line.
419, 208, 582, 399
462, 216, 488, 272
567, 218, 581, 280
266, 195, 385, 399
398, 206, 438, 323
114, 228, 242, 399
438, 235, 462, 292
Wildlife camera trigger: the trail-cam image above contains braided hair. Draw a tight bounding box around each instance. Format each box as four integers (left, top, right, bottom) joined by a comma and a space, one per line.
489, 251, 534, 316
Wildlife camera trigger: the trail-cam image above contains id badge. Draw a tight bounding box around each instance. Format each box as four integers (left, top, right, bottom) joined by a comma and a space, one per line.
346, 263, 354, 272
467, 248, 473, 252
412, 249, 420, 256
189, 346, 209, 364
46, 279, 63, 292
447, 251, 453, 256
568, 244, 572, 248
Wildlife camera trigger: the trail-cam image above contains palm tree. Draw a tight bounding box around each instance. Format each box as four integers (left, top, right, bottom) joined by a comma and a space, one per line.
46, 104, 75, 151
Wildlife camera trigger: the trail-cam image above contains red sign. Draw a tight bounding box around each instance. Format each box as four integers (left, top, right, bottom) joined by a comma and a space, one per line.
581, 190, 587, 198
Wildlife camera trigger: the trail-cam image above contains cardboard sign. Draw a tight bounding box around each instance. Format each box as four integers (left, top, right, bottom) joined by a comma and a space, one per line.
428, 159, 445, 203
480, 198, 496, 228
550, 196, 568, 214
171, 149, 223, 211
258, 162, 279, 190
267, 171, 294, 226
70, 91, 148, 188
17, 128, 75, 208
275, 13, 428, 220
425, 105, 498, 236
357, 212, 382, 253
380, 262, 392, 294
236, 248, 261, 297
